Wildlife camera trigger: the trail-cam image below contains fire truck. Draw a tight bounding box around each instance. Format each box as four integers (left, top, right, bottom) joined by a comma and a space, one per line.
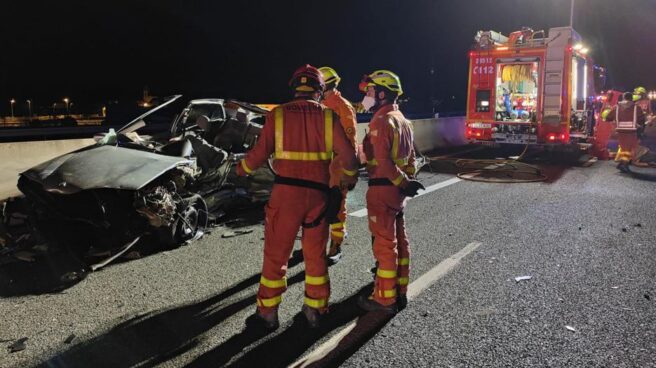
465, 26, 606, 147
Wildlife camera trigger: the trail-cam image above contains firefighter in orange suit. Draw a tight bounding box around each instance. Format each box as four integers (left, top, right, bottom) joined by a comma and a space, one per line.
236, 65, 358, 329
357, 70, 424, 314
604, 91, 646, 168
318, 66, 358, 265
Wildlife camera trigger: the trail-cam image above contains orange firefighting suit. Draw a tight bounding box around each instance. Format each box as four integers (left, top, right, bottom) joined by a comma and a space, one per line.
323, 90, 358, 244
605, 101, 646, 162
236, 99, 358, 314
362, 104, 416, 306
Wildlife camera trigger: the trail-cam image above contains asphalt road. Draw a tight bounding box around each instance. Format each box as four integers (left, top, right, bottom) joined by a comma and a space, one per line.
1, 155, 655, 367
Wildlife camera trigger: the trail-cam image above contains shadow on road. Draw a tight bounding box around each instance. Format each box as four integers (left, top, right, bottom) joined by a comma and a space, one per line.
36, 250, 305, 368
183, 284, 392, 368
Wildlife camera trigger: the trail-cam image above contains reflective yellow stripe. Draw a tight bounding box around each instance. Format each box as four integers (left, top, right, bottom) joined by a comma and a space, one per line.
391, 128, 399, 161
324, 109, 333, 154
260, 276, 287, 289
240, 159, 253, 174
273, 107, 334, 161
377, 268, 397, 279
378, 288, 397, 298
330, 222, 344, 229
274, 107, 284, 158
367, 159, 378, 166
391, 174, 405, 186
305, 274, 329, 286
331, 231, 344, 238
398, 258, 410, 266
405, 166, 416, 175
398, 277, 409, 286
342, 167, 358, 176
257, 295, 282, 308
304, 297, 327, 309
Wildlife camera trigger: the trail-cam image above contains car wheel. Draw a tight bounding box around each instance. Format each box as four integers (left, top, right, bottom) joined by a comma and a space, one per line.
157, 195, 208, 248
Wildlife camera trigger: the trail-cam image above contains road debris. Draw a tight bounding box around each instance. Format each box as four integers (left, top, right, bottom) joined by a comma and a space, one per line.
89, 237, 141, 272
514, 275, 532, 282
222, 229, 254, 238
64, 334, 76, 344
565, 325, 576, 332
8, 337, 28, 353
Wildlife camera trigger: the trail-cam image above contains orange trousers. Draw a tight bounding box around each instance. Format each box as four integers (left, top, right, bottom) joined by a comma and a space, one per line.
616, 131, 639, 162
329, 161, 349, 244
329, 189, 348, 244
257, 184, 330, 314
366, 186, 410, 306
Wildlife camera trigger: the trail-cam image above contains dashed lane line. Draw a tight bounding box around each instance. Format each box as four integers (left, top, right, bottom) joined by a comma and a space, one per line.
348, 177, 463, 218
289, 241, 482, 368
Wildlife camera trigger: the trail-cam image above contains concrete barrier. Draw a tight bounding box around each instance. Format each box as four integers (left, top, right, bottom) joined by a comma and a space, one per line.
355, 116, 466, 152
0, 138, 95, 199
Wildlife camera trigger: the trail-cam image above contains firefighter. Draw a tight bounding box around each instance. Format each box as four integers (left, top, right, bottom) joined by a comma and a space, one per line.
318, 66, 358, 265
236, 64, 358, 330
357, 70, 424, 314
633, 86, 654, 134
603, 92, 646, 168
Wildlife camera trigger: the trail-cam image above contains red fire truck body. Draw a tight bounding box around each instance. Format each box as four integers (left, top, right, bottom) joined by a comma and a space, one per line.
466, 27, 605, 146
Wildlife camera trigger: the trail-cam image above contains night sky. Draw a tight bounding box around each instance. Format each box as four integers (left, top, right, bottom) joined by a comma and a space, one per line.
2, 0, 655, 115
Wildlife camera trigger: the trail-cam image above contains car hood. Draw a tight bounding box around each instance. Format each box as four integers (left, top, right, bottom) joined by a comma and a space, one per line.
20, 145, 192, 194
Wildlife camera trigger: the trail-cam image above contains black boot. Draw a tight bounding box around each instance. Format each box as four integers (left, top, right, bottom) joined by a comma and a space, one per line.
397, 294, 408, 311
246, 308, 279, 331
357, 295, 398, 314
301, 305, 324, 328
327, 241, 343, 266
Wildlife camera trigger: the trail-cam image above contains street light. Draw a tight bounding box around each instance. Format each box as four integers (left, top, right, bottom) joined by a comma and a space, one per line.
26, 100, 32, 119
10, 99, 15, 118
570, 0, 575, 28
63, 98, 70, 114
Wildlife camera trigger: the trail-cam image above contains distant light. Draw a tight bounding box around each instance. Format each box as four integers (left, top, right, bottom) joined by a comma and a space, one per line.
573, 43, 583, 51
143, 102, 150, 107
10, 99, 15, 104
63, 98, 69, 103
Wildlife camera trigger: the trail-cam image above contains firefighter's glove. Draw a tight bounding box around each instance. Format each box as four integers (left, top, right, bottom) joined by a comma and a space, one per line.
325, 187, 344, 224
400, 180, 425, 198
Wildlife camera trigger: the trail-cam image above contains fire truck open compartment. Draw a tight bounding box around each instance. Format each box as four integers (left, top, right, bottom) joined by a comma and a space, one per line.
495, 61, 539, 123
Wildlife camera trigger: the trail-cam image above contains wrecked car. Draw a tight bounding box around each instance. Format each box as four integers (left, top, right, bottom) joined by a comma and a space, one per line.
16, 96, 274, 261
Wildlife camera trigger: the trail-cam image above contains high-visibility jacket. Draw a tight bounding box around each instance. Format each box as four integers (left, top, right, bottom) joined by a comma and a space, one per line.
362, 104, 416, 187
237, 99, 358, 184
323, 90, 357, 148
605, 101, 646, 131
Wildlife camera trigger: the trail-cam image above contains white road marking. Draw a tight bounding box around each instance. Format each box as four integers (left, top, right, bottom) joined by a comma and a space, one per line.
348, 177, 463, 218
289, 241, 482, 368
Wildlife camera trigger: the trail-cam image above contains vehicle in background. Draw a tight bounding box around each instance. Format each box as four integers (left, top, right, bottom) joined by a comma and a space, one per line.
466, 27, 607, 147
